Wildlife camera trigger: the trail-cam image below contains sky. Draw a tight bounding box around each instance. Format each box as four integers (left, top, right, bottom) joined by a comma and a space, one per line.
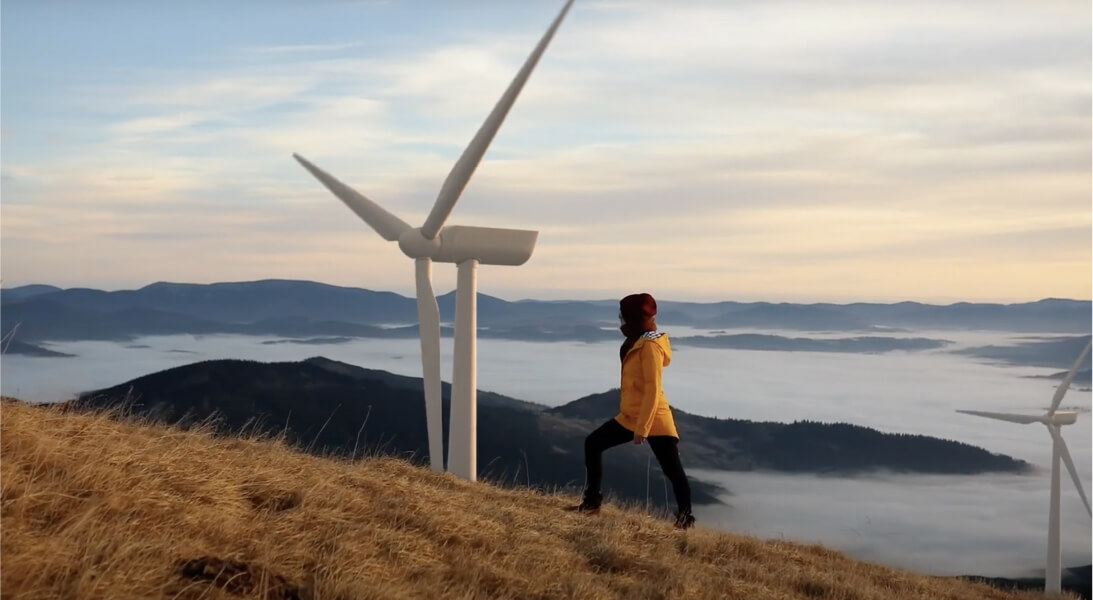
2, 0, 1091, 303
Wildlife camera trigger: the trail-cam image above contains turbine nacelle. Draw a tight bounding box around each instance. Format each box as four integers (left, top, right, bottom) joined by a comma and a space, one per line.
432, 225, 538, 266
1049, 411, 1079, 426
397, 225, 538, 265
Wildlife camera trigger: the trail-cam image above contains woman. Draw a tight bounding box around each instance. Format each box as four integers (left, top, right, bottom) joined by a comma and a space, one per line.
573, 292, 694, 529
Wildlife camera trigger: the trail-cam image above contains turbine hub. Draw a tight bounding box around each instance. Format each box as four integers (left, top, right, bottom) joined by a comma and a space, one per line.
398, 227, 442, 259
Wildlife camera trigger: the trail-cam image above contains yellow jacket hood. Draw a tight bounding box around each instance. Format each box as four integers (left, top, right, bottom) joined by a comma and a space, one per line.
636, 331, 672, 366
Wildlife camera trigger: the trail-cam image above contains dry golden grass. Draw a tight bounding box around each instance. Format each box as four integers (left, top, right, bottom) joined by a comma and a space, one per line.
0, 398, 1073, 600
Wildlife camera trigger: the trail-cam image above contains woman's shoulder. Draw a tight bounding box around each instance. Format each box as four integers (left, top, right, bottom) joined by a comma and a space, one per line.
636, 331, 669, 354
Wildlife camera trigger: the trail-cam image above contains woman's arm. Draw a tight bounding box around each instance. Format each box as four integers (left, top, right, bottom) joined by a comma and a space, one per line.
634, 343, 663, 439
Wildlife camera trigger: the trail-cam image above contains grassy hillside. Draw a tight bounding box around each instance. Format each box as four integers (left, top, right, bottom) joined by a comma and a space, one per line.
0, 399, 1069, 600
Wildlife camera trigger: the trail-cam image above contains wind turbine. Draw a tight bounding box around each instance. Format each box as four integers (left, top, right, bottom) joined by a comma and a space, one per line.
957, 339, 1092, 594
293, 0, 575, 481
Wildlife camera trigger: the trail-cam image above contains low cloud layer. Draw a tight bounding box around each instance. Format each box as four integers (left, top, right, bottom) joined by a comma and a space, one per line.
692, 470, 1091, 578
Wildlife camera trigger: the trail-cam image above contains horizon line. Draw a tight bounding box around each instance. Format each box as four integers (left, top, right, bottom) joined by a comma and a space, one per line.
2, 278, 1091, 306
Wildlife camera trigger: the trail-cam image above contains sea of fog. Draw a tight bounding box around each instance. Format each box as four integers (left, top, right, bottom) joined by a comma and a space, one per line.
2, 328, 1090, 577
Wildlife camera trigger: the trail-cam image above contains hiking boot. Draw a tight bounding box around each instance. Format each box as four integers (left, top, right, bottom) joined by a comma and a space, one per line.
674, 510, 695, 530
566, 499, 601, 514
566, 492, 601, 513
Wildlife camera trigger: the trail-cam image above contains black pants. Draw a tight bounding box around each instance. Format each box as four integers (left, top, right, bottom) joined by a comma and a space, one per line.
582, 418, 692, 514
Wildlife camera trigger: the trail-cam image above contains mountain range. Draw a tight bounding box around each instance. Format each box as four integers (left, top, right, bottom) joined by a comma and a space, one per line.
3, 280, 1090, 367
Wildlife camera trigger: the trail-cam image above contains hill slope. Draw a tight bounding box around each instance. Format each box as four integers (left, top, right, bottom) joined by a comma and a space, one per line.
68, 357, 1030, 510
0, 399, 1068, 600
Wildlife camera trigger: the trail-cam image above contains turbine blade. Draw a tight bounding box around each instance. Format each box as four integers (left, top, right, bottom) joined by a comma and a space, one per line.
293, 153, 411, 241
420, 0, 575, 240
955, 410, 1042, 424
1047, 425, 1093, 517
1049, 340, 1092, 416
415, 258, 445, 472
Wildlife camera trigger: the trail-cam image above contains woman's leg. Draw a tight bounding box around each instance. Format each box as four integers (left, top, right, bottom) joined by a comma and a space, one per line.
647, 436, 693, 518
581, 419, 634, 507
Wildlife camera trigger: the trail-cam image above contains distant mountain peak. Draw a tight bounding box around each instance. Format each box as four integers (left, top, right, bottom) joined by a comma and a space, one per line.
0, 284, 63, 302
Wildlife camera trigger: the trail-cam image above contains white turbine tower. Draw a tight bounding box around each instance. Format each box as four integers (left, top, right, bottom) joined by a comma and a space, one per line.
956, 340, 1092, 594
293, 0, 575, 482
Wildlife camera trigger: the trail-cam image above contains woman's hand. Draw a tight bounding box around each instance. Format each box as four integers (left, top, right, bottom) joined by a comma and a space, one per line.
633, 434, 645, 445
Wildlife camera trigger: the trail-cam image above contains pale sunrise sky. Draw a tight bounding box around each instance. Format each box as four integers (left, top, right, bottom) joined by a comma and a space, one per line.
2, 1, 1090, 302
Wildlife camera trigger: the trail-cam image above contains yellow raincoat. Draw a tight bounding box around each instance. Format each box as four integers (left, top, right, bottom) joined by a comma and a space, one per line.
614, 332, 678, 438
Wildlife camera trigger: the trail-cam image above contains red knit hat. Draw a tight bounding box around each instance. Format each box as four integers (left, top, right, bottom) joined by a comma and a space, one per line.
619, 293, 657, 324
